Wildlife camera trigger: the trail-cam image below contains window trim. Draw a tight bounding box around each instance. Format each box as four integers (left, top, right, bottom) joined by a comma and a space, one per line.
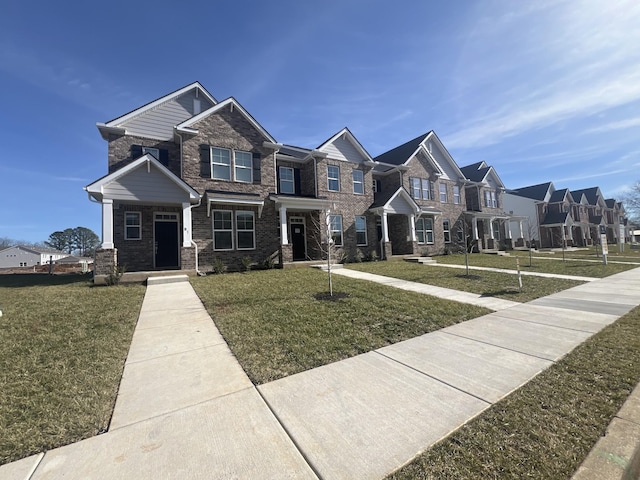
439, 183, 448, 203
416, 217, 434, 244
234, 150, 253, 183
352, 169, 364, 194
355, 215, 368, 246
124, 212, 142, 240
453, 185, 461, 205
211, 147, 232, 181
212, 210, 234, 251
235, 211, 256, 250
443, 219, 451, 243
411, 177, 421, 199
422, 179, 431, 200
279, 166, 295, 194
329, 214, 343, 246
328, 165, 340, 192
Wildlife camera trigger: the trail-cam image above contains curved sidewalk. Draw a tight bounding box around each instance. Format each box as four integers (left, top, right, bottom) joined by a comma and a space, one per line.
3, 267, 640, 479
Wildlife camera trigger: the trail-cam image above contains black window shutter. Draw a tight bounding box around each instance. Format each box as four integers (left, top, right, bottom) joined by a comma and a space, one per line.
200, 145, 211, 178
294, 168, 301, 195
252, 152, 261, 184
131, 145, 143, 159
159, 149, 169, 167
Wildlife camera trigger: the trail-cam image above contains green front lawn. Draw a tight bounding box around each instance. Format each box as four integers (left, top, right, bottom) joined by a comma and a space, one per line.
347, 261, 583, 302
388, 305, 640, 479
0, 275, 145, 466
434, 252, 635, 277
191, 268, 490, 385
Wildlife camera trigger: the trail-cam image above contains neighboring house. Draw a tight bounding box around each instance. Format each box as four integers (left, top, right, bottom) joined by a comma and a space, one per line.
371, 131, 468, 257
0, 245, 69, 268
459, 161, 515, 251
503, 182, 555, 245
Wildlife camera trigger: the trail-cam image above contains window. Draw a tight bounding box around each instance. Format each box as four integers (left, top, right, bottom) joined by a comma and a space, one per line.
329, 214, 343, 246
213, 210, 233, 250
453, 185, 461, 204
457, 224, 465, 242
416, 217, 434, 244
234, 151, 253, 183
439, 183, 448, 203
422, 179, 431, 200
484, 190, 497, 208
236, 211, 255, 250
492, 221, 501, 240
430, 181, 436, 201
142, 147, 160, 159
355, 216, 367, 246
443, 219, 451, 243
211, 147, 232, 180
411, 177, 421, 198
125, 212, 141, 240
353, 170, 364, 194
373, 178, 381, 193
279, 166, 295, 194
328, 165, 340, 191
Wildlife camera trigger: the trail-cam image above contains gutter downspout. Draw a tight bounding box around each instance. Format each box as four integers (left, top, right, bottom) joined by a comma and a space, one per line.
189, 197, 205, 276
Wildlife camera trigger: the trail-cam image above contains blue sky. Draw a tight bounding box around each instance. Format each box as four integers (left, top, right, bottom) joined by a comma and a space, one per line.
1, 0, 639, 244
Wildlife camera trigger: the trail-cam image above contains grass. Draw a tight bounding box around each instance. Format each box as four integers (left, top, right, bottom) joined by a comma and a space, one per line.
346, 261, 583, 303
434, 251, 636, 277
387, 305, 640, 479
0, 274, 145, 466
190, 268, 490, 385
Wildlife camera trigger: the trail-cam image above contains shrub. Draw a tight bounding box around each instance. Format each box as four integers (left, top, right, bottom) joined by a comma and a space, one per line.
105, 264, 126, 286
241, 256, 252, 272
212, 258, 226, 274
262, 255, 275, 270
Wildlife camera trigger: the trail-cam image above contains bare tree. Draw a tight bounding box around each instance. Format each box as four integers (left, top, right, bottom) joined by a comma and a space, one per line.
308, 208, 339, 296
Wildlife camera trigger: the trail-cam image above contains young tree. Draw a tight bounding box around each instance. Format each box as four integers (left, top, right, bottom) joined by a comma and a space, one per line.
309, 208, 339, 296
620, 181, 640, 223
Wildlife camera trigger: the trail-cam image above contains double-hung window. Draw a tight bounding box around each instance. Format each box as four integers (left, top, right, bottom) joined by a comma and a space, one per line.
234, 151, 253, 183
353, 170, 364, 194
411, 178, 421, 198
210, 147, 252, 182
439, 183, 448, 202
329, 214, 343, 246
328, 165, 340, 192
443, 219, 451, 243
211, 148, 232, 180
236, 211, 255, 250
453, 185, 461, 204
416, 217, 434, 244
213, 211, 233, 250
125, 212, 141, 240
279, 166, 295, 194
355, 216, 367, 246
422, 179, 431, 200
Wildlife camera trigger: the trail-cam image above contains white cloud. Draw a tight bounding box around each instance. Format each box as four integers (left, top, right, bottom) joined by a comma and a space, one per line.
584, 117, 640, 134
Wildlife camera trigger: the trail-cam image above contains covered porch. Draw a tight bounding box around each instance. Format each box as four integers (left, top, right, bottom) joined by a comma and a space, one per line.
465, 212, 513, 251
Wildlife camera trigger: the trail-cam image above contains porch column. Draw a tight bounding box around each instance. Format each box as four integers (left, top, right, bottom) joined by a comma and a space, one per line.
382, 211, 390, 242
505, 220, 512, 239
279, 205, 288, 245
518, 220, 524, 239
182, 202, 192, 247
472, 217, 479, 240
489, 219, 495, 240
102, 199, 114, 249
409, 214, 417, 242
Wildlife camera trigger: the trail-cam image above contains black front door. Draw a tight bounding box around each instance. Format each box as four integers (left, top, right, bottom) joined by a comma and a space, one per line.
155, 221, 179, 268
291, 222, 306, 261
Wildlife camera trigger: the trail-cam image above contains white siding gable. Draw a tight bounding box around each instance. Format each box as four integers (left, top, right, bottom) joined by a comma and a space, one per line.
121, 91, 214, 141
425, 140, 459, 181
387, 194, 415, 215
103, 163, 191, 204
322, 136, 367, 163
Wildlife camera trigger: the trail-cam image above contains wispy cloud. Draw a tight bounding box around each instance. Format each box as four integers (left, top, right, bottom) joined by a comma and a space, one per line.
584, 117, 640, 134
443, 0, 640, 149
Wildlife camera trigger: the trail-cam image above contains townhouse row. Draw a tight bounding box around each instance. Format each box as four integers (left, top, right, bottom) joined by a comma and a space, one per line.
85, 82, 628, 281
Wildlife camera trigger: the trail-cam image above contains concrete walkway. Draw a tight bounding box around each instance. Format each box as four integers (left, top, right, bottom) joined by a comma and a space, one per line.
2, 268, 640, 479
424, 261, 599, 282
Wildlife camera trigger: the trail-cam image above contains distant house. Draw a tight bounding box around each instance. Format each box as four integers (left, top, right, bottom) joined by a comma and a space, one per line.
0, 245, 69, 268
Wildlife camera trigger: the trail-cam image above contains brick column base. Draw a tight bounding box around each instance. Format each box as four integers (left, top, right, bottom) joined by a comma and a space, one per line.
383, 242, 393, 260
94, 248, 117, 285
181, 247, 196, 270
281, 244, 293, 264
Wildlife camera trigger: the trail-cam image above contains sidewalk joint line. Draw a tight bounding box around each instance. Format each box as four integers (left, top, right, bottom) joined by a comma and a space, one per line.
441, 331, 557, 363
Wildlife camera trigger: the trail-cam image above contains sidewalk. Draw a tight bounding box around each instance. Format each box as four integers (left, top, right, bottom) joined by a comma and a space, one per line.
2, 268, 639, 479
423, 261, 599, 282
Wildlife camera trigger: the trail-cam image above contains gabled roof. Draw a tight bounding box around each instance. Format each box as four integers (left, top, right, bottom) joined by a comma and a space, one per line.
316, 127, 374, 163
85, 154, 200, 203
369, 187, 420, 214
605, 198, 617, 209
98, 82, 217, 136
373, 131, 465, 180
176, 97, 277, 143
373, 132, 431, 166
1, 245, 68, 256
460, 160, 505, 188
590, 214, 604, 225
508, 182, 554, 201
570, 187, 602, 206
549, 188, 572, 203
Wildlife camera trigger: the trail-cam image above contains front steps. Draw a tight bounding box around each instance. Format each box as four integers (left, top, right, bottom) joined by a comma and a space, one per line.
405, 256, 437, 265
